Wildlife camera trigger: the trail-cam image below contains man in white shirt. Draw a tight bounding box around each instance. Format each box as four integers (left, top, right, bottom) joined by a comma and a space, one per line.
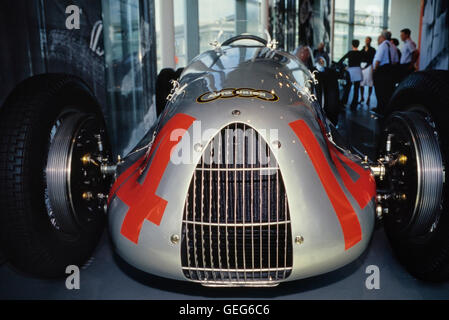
400, 28, 418, 76
372, 31, 399, 114
373, 31, 399, 70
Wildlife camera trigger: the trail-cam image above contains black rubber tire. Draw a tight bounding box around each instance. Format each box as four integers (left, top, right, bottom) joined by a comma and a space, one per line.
156, 68, 177, 117
0, 250, 6, 265
0, 74, 107, 278
382, 70, 449, 282
317, 68, 341, 125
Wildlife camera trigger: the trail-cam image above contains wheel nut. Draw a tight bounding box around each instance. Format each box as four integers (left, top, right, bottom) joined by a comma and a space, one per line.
81, 154, 91, 165
82, 191, 93, 201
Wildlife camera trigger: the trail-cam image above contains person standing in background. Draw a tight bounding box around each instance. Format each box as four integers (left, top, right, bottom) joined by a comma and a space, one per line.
399, 28, 418, 79
313, 42, 330, 67
360, 36, 376, 106
391, 38, 402, 62
338, 39, 363, 110
372, 31, 399, 114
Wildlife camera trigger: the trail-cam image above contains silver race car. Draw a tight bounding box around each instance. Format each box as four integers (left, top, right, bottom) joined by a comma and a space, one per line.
1, 35, 449, 287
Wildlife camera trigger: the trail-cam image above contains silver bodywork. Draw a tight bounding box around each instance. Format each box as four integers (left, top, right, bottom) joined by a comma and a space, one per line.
108, 45, 376, 285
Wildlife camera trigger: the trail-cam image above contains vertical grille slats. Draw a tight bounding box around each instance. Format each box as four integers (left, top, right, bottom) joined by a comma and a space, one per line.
181, 123, 293, 286
233, 123, 240, 282
217, 131, 224, 280
258, 131, 263, 279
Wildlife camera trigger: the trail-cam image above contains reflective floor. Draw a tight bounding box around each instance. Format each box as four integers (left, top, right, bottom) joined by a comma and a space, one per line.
1, 90, 449, 300
336, 101, 380, 160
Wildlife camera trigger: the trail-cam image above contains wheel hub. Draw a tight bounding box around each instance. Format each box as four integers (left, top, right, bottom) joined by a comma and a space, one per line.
378, 111, 444, 236
45, 111, 112, 234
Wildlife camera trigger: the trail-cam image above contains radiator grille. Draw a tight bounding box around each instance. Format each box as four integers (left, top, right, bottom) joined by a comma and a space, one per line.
181, 123, 293, 286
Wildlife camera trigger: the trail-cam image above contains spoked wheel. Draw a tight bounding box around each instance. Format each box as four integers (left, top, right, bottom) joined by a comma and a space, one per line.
0, 75, 112, 277
377, 71, 449, 282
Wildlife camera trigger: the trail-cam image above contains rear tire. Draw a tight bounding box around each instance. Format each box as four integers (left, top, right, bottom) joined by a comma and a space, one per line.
380, 71, 449, 282
0, 74, 110, 277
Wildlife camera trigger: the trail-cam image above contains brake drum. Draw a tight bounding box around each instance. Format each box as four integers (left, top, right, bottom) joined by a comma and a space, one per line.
380, 111, 444, 237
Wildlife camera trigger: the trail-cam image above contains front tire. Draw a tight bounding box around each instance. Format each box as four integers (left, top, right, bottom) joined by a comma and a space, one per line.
0, 74, 111, 277
380, 71, 449, 282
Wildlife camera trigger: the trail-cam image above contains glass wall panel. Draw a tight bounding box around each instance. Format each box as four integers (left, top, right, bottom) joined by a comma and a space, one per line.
155, 0, 263, 71
333, 0, 389, 60
334, 22, 349, 61
198, 0, 236, 53
174, 0, 186, 67
334, 0, 350, 60
353, 0, 384, 50
155, 0, 185, 72
103, 0, 157, 156
246, 0, 262, 35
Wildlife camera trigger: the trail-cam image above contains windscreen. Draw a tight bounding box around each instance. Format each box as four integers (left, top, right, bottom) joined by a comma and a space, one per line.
205, 22, 271, 48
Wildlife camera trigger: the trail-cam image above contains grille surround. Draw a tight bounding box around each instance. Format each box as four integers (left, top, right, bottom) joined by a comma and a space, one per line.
181, 123, 293, 286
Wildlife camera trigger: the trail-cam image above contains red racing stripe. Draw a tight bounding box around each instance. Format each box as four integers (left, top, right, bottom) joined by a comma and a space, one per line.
108, 154, 147, 204
330, 146, 376, 209
315, 118, 376, 209
118, 113, 196, 244
289, 119, 362, 249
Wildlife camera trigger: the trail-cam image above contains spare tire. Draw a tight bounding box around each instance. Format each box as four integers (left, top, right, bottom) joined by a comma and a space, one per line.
0, 74, 111, 277
379, 70, 449, 282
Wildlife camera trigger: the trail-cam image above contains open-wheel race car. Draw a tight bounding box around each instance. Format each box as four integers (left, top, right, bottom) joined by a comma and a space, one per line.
1, 35, 449, 287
